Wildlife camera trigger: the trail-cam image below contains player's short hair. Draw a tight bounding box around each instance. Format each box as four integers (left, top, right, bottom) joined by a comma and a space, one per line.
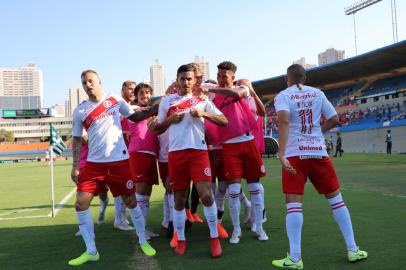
80, 69, 99, 79
177, 64, 195, 76
189, 63, 202, 74
122, 80, 136, 89
134, 83, 153, 96
217, 61, 237, 73
287, 64, 306, 84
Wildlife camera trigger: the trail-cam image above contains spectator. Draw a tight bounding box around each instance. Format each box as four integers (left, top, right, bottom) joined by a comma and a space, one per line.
385, 130, 392, 154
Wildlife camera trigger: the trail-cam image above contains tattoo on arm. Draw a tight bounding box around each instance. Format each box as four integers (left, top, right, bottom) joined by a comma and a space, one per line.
72, 136, 82, 169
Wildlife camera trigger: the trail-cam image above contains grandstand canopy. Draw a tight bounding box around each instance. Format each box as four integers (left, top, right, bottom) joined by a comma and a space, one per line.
253, 40, 406, 97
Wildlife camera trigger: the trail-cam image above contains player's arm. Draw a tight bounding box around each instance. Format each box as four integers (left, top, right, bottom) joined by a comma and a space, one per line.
208, 85, 249, 98
127, 104, 159, 122
321, 115, 340, 133
71, 136, 82, 184
276, 110, 296, 175
248, 84, 266, 117
190, 108, 228, 126
321, 92, 340, 133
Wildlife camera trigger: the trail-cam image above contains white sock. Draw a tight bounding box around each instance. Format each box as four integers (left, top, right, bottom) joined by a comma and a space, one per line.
173, 209, 186, 241
286, 203, 303, 262
114, 196, 123, 224
168, 193, 175, 222
99, 196, 109, 215
76, 209, 97, 255
203, 202, 219, 238
328, 193, 357, 252
248, 183, 264, 232
239, 189, 251, 209
228, 183, 241, 232
215, 181, 227, 212
136, 193, 150, 227
128, 205, 146, 244
163, 193, 170, 225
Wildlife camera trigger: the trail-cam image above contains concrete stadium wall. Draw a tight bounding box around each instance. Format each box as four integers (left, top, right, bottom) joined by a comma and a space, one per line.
327, 126, 406, 153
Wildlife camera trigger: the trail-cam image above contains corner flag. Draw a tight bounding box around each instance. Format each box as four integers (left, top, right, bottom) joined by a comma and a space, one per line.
50, 124, 66, 155
49, 124, 66, 217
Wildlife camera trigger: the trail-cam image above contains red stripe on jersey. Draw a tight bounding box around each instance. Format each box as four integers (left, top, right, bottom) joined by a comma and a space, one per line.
83, 96, 119, 130
166, 96, 206, 117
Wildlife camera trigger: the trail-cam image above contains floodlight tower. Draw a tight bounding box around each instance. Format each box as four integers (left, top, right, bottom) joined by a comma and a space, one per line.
344, 0, 383, 55
390, 0, 398, 43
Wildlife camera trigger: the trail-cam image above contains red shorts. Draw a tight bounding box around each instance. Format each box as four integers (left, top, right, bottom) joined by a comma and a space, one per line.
79, 167, 108, 194
222, 139, 266, 182
282, 156, 340, 195
158, 161, 169, 184
77, 160, 134, 197
209, 149, 226, 181
168, 149, 212, 190
129, 152, 159, 185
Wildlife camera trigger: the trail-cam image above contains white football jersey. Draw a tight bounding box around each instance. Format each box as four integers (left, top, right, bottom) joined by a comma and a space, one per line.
274, 85, 337, 157
72, 93, 132, 163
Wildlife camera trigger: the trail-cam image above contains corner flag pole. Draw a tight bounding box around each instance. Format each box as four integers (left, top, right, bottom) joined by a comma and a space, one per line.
50, 144, 55, 217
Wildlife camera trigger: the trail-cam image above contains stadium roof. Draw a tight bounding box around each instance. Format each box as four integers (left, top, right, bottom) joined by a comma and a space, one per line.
253, 40, 406, 97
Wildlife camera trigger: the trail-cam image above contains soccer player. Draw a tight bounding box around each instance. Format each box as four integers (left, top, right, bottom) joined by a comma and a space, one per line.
112, 80, 137, 231
207, 61, 268, 244
272, 64, 367, 269
149, 64, 227, 258
128, 83, 160, 239
69, 70, 155, 266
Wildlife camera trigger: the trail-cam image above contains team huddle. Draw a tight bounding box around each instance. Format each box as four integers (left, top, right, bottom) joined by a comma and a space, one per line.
68, 62, 368, 269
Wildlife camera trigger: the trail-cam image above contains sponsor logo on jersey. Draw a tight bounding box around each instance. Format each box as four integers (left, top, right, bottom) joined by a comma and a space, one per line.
298, 145, 323, 151
289, 92, 316, 100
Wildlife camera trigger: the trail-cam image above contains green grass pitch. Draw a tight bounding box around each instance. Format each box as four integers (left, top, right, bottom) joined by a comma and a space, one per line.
0, 153, 405, 270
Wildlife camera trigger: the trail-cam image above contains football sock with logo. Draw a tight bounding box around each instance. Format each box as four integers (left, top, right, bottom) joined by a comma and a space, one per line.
286, 203, 303, 262
328, 193, 357, 251
228, 183, 241, 232
76, 209, 97, 255
203, 202, 219, 238
173, 209, 186, 241
129, 205, 146, 244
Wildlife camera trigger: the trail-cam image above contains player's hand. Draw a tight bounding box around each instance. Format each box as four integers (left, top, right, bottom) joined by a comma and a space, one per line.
280, 156, 297, 175
169, 109, 184, 124
147, 116, 158, 130
190, 108, 205, 118
71, 167, 80, 184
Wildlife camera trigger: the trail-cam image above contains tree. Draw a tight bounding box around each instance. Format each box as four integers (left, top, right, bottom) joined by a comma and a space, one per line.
0, 129, 15, 142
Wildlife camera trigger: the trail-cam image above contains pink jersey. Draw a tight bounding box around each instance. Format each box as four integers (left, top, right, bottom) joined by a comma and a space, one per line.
253, 116, 265, 153
207, 94, 257, 144
128, 106, 159, 155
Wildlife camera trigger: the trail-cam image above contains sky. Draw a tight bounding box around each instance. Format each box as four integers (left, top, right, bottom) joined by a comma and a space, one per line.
1, 0, 405, 107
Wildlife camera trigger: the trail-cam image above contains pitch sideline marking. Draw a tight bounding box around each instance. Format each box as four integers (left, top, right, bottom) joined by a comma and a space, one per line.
341, 187, 406, 199
0, 188, 76, 221
0, 208, 43, 217
48, 187, 77, 217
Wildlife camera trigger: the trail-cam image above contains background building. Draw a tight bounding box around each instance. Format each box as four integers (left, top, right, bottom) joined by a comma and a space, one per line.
193, 56, 210, 81
292, 57, 317, 69
65, 85, 86, 116
318, 48, 345, 65
150, 59, 166, 96
0, 64, 43, 110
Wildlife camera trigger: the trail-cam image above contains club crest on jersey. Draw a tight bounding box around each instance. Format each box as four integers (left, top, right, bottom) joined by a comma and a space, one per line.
190, 98, 199, 106
204, 167, 212, 176
126, 180, 134, 189
103, 100, 112, 108
260, 165, 266, 173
